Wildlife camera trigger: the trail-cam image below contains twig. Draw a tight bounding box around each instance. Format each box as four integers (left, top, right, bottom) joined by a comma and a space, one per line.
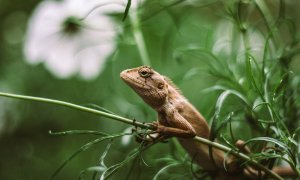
0, 92, 148, 129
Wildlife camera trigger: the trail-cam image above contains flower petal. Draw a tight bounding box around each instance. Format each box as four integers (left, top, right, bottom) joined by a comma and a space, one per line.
23, 0, 127, 79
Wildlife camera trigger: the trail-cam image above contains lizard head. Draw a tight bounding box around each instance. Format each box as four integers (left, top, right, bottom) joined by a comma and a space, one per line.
120, 66, 168, 108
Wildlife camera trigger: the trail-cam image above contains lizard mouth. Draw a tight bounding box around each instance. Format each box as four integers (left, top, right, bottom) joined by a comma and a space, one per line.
120, 71, 151, 90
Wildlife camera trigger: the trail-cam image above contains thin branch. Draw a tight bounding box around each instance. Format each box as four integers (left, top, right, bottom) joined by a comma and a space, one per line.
193, 136, 283, 180
0, 92, 283, 180
0, 92, 148, 129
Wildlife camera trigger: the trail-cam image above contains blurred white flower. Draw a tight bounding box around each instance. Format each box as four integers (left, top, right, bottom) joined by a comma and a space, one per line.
24, 0, 142, 79
121, 127, 133, 146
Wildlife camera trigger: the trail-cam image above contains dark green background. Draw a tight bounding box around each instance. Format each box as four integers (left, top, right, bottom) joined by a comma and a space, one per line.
0, 0, 299, 179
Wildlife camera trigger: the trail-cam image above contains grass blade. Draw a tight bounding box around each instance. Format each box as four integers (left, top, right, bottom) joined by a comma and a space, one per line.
49, 130, 108, 136
122, 0, 131, 21
50, 134, 128, 180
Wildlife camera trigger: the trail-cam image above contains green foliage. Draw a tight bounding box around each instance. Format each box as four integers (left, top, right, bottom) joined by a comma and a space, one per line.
0, 0, 299, 179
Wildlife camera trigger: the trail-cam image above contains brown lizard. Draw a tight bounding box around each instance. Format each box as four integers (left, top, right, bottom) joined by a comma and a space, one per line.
120, 65, 296, 179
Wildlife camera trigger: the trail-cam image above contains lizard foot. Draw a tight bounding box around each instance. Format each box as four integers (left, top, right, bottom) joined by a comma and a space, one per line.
134, 122, 169, 145
146, 121, 168, 134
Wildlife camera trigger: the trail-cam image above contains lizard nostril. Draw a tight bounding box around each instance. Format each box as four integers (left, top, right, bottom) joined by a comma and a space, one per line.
157, 83, 164, 89
120, 70, 130, 80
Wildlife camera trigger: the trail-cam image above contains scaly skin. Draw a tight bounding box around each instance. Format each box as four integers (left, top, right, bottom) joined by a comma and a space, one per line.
120, 66, 295, 179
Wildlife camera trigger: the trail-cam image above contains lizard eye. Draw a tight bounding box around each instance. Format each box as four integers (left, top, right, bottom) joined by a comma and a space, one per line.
138, 67, 152, 78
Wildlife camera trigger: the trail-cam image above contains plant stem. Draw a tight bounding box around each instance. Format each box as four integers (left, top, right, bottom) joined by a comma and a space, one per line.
254, 0, 280, 47
130, 10, 151, 66
0, 92, 148, 129
0, 92, 283, 180
193, 136, 283, 180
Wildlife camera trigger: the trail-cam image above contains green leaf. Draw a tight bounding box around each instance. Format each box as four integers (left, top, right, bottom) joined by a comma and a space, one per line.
203, 85, 249, 105
246, 55, 263, 98
273, 71, 293, 100
100, 148, 140, 179
209, 90, 231, 141
173, 45, 223, 69
51, 138, 108, 180
153, 163, 180, 180
215, 90, 231, 117
245, 137, 294, 161
79, 166, 106, 180
50, 134, 127, 180
210, 112, 234, 141
182, 68, 200, 80
123, 0, 131, 21
83, 103, 115, 115
292, 127, 300, 138
252, 102, 270, 110
49, 130, 108, 136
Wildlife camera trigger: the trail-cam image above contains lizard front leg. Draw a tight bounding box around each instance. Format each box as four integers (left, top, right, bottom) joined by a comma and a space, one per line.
150, 111, 197, 138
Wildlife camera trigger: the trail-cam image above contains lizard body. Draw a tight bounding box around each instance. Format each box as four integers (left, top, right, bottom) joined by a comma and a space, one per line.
120, 66, 227, 171
120, 66, 296, 179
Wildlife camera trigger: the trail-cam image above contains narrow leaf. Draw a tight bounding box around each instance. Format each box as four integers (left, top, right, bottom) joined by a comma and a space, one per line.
49, 130, 108, 136
123, 0, 131, 21
83, 103, 115, 115
79, 166, 106, 180
50, 134, 127, 180
273, 71, 293, 100
153, 163, 180, 180
245, 137, 294, 160
203, 86, 249, 105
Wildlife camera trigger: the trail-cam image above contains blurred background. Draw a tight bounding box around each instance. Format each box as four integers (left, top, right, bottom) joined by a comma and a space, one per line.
0, 0, 299, 179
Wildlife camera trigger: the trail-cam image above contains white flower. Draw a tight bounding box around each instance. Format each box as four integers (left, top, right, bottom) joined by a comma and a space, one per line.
121, 127, 133, 146
24, 0, 133, 79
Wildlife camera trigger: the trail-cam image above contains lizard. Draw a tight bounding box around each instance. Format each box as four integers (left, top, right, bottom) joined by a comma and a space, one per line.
120, 65, 296, 179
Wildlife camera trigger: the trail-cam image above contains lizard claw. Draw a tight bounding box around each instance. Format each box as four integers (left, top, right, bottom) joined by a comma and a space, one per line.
132, 123, 158, 144
146, 121, 166, 134
134, 121, 170, 145
145, 121, 159, 130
